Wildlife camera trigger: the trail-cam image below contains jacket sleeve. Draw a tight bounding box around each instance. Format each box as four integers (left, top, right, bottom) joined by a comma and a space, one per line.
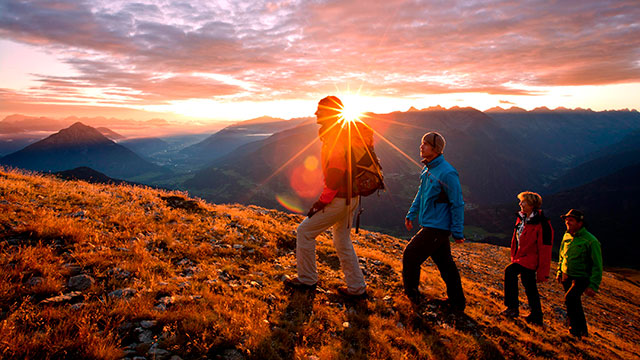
442, 171, 464, 239
557, 238, 565, 278
536, 219, 553, 280
318, 147, 346, 204
589, 239, 603, 292
406, 171, 423, 221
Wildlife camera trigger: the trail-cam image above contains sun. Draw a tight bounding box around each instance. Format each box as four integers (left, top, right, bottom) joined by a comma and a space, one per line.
338, 94, 368, 123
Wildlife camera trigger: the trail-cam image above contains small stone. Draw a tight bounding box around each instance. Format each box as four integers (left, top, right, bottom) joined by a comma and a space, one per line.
221, 349, 244, 360
108, 288, 137, 299
70, 303, 85, 310
136, 329, 154, 344
27, 277, 45, 287
41, 291, 83, 305
342, 322, 350, 328
148, 346, 169, 358
68, 274, 95, 291
140, 320, 157, 329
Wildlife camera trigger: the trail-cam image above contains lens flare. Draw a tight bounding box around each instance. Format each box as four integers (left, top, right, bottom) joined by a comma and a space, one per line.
275, 194, 304, 213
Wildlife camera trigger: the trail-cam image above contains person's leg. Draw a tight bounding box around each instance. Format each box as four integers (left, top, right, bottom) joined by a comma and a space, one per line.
331, 198, 366, 294
402, 227, 438, 299
504, 263, 521, 312
431, 231, 465, 308
295, 198, 348, 285
562, 276, 589, 335
521, 267, 542, 323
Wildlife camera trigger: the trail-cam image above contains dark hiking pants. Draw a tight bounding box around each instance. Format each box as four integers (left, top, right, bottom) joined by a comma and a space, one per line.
504, 263, 542, 319
402, 227, 465, 306
561, 274, 590, 335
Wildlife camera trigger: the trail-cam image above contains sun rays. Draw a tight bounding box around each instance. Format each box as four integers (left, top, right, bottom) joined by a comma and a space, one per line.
243, 95, 425, 212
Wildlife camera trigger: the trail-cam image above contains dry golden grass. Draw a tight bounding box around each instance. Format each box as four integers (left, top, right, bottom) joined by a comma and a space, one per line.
1, 166, 639, 359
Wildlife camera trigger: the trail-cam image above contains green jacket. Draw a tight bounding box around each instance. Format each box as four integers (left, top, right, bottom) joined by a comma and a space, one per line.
557, 227, 603, 291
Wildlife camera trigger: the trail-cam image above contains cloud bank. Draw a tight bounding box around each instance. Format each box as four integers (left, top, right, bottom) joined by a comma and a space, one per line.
1, 0, 638, 116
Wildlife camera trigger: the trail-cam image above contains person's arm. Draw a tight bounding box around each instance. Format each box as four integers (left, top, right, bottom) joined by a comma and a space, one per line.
406, 172, 424, 224
442, 171, 464, 240
556, 238, 565, 283
588, 239, 603, 294
536, 219, 554, 282
317, 146, 346, 204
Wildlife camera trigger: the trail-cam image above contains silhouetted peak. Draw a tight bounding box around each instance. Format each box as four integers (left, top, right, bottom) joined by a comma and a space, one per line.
37, 122, 112, 147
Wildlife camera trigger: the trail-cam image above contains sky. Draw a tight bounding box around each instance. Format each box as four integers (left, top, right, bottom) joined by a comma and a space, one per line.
1, 0, 639, 123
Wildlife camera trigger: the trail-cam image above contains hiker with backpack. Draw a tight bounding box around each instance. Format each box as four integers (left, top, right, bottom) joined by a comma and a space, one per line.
403, 131, 466, 311
500, 191, 553, 326
284, 95, 383, 298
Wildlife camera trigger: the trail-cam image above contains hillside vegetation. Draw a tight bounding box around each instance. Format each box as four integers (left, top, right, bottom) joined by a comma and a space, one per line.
1, 167, 638, 359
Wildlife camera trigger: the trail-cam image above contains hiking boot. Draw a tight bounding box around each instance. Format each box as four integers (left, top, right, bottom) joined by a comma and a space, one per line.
446, 300, 466, 313
525, 314, 543, 326
569, 328, 588, 338
337, 286, 368, 299
500, 307, 519, 318
283, 276, 316, 291
405, 289, 422, 305
435, 298, 465, 312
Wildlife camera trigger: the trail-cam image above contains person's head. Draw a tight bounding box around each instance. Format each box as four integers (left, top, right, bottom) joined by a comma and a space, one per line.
517, 191, 542, 215
420, 131, 446, 161
315, 96, 343, 124
561, 209, 585, 234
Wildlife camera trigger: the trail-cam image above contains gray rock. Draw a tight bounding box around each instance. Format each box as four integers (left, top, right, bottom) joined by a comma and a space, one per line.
140, 320, 157, 329
27, 277, 45, 287
147, 345, 170, 359
70, 303, 85, 310
221, 349, 244, 360
136, 328, 154, 344
68, 274, 95, 291
108, 288, 137, 299
41, 291, 83, 305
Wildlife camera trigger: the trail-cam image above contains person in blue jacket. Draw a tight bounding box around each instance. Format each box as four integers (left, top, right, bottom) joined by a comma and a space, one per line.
404, 131, 466, 311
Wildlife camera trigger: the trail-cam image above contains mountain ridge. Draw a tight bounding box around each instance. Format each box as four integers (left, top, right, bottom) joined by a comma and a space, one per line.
0, 122, 167, 180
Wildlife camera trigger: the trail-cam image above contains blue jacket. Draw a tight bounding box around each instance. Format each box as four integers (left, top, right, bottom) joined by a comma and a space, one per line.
406, 155, 465, 239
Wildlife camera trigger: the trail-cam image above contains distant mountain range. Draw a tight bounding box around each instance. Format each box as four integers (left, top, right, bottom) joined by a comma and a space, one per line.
179, 107, 640, 268
2, 107, 639, 268
0, 122, 167, 180
180, 116, 309, 166
183, 107, 564, 232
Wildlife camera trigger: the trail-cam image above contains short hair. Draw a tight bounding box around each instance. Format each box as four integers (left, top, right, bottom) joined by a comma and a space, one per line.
421, 131, 446, 154
517, 191, 542, 209
318, 96, 343, 113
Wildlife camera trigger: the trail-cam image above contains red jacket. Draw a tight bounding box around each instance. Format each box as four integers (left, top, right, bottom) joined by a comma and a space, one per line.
510, 210, 553, 281
318, 122, 373, 204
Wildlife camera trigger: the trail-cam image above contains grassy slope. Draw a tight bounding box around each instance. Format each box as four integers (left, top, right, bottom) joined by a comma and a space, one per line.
0, 167, 638, 360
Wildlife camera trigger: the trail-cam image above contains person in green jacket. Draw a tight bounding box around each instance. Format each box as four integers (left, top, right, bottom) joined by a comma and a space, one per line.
556, 209, 603, 338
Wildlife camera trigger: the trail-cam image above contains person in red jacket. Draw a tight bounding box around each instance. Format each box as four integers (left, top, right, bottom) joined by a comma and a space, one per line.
284, 96, 367, 298
501, 191, 553, 325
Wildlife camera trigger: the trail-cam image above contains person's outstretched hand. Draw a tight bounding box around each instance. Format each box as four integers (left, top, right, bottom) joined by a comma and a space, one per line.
585, 288, 597, 297
307, 201, 327, 218
454, 237, 465, 244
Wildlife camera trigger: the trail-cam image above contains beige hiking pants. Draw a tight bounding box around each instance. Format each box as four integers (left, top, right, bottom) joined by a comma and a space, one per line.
295, 197, 366, 294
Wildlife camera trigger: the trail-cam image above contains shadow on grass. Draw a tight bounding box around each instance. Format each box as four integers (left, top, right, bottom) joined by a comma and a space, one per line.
252, 288, 316, 359
339, 297, 371, 359
413, 299, 506, 360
